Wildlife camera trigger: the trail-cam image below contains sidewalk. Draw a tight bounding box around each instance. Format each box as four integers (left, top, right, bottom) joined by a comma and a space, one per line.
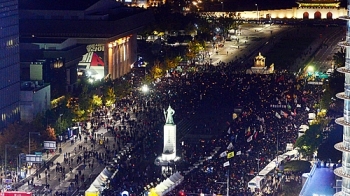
16, 127, 107, 190
15, 107, 137, 195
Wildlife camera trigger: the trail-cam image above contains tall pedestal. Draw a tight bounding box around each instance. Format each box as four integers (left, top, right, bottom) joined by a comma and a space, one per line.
162, 124, 176, 161
155, 105, 180, 177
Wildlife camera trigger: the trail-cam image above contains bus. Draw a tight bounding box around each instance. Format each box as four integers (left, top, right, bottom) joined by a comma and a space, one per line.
247, 149, 299, 192
247, 176, 265, 192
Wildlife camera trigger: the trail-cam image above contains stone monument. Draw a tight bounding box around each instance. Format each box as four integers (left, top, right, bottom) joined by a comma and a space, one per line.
155, 105, 180, 175
246, 52, 274, 74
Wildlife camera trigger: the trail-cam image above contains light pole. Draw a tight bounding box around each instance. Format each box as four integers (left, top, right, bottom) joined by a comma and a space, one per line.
221, 1, 224, 12
4, 144, 17, 185
255, 4, 259, 24
141, 84, 149, 108
215, 172, 229, 196
29, 132, 40, 154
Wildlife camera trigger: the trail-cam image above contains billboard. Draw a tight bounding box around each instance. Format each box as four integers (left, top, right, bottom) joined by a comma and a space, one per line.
26, 154, 42, 163
78, 44, 105, 80
43, 141, 56, 150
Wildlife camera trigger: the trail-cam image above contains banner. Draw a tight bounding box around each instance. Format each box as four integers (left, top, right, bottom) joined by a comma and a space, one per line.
227, 151, 235, 159
223, 161, 230, 167
275, 112, 281, 119
247, 135, 253, 143
227, 142, 234, 150
220, 151, 227, 158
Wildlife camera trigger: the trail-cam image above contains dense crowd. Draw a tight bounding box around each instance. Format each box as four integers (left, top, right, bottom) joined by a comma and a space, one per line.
89, 58, 323, 196
166, 66, 322, 195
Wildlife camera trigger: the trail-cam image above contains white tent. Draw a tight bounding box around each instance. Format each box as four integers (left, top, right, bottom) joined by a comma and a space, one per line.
154, 172, 184, 196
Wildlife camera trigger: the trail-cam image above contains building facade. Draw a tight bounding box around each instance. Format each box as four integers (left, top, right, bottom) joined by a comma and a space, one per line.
203, 0, 347, 20
0, 0, 21, 128
20, 82, 50, 122
334, 0, 350, 195
19, 0, 153, 90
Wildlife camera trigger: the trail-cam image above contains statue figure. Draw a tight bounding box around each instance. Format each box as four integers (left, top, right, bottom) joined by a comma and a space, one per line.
164, 105, 175, 124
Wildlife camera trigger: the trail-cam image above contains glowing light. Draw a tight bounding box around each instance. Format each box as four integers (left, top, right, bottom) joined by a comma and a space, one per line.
141, 84, 149, 93
307, 66, 315, 73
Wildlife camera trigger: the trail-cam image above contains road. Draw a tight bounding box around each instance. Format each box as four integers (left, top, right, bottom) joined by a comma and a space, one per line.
206, 24, 344, 74
310, 27, 344, 72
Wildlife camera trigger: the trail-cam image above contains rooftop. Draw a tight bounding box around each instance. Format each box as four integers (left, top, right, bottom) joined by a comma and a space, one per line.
19, 0, 101, 10
300, 164, 336, 196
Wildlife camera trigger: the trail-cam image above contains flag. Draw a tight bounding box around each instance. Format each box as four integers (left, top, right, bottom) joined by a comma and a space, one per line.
275, 112, 281, 119
227, 127, 231, 134
236, 151, 241, 156
206, 156, 212, 160
220, 151, 227, 158
247, 135, 253, 143
254, 130, 258, 139
227, 151, 235, 159
297, 104, 301, 108
227, 142, 234, 150
281, 110, 288, 118
306, 107, 310, 111
245, 126, 251, 136
223, 161, 230, 167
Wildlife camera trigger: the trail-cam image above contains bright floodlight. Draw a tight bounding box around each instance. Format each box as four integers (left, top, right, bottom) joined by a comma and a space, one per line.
307, 66, 314, 73
141, 84, 149, 93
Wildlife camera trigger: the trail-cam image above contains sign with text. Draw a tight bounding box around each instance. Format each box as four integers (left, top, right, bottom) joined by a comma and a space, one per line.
43, 141, 56, 150
26, 154, 42, 163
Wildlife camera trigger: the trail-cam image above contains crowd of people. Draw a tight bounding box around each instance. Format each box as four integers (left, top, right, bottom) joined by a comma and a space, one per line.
85, 57, 324, 196
32, 54, 324, 196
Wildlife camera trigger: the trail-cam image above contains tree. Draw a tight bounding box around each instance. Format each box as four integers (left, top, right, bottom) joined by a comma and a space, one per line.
150, 60, 165, 79
165, 56, 182, 70
320, 85, 332, 110
333, 47, 345, 69
43, 126, 57, 141
104, 87, 116, 107
295, 124, 323, 158
216, 14, 243, 38
91, 94, 103, 110
186, 40, 205, 64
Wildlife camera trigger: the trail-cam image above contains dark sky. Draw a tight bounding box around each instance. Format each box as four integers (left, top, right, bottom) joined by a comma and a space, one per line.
19, 0, 100, 10
19, 0, 348, 11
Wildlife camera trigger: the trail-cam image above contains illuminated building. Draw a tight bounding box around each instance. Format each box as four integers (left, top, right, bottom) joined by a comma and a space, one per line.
334, 0, 350, 195
201, 0, 346, 20
19, 0, 154, 89
0, 0, 21, 128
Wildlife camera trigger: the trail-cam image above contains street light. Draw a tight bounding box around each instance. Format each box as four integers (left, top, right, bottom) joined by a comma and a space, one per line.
29, 132, 40, 154
141, 84, 149, 93
221, 1, 224, 12
307, 65, 314, 73
215, 171, 229, 196
255, 4, 258, 22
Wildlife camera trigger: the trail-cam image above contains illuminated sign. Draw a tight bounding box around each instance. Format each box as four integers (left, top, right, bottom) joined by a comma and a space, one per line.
78, 44, 105, 80
86, 44, 104, 52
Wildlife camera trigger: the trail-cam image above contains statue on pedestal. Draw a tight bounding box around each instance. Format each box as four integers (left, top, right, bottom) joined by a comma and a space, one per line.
164, 105, 175, 124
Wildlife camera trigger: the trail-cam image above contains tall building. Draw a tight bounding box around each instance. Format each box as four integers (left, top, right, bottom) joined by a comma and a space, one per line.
0, 0, 21, 128
334, 0, 350, 194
